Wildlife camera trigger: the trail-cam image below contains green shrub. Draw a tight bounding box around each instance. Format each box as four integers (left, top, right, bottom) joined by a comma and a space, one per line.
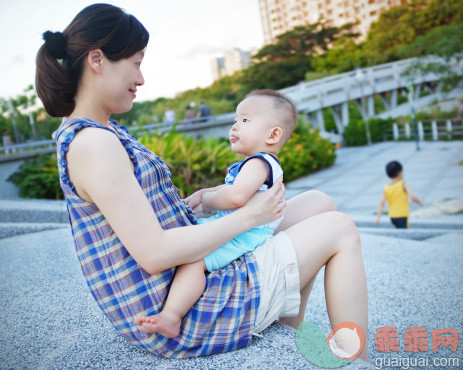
7, 154, 63, 199
279, 121, 337, 182
139, 129, 243, 198
343, 118, 367, 146
343, 117, 394, 146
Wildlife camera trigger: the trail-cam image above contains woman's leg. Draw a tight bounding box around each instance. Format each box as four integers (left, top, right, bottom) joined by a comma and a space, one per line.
279, 211, 369, 361
275, 190, 335, 329
276, 190, 337, 233
135, 260, 206, 338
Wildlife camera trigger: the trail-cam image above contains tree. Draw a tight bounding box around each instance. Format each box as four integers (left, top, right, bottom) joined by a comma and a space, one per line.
239, 22, 357, 91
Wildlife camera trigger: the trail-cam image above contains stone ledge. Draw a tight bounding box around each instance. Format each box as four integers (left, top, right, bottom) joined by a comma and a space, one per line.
0, 222, 67, 239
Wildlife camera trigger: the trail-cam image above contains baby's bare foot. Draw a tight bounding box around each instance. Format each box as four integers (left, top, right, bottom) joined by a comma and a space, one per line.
134, 311, 181, 338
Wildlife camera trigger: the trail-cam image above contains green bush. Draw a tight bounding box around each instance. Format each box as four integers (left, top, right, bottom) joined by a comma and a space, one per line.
139, 129, 243, 198
7, 154, 63, 199
343, 117, 394, 146
343, 118, 367, 146
8, 123, 337, 199
280, 122, 337, 182
140, 122, 336, 195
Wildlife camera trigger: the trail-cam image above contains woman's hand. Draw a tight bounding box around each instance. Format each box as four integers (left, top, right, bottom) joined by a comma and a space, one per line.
241, 176, 286, 227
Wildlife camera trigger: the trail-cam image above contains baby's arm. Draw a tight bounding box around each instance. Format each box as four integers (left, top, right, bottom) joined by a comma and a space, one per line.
374, 193, 386, 225
202, 158, 269, 213
403, 182, 424, 207
184, 185, 225, 210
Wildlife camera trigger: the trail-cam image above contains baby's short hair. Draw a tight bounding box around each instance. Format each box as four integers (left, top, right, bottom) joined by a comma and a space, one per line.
245, 89, 298, 144
386, 160, 403, 178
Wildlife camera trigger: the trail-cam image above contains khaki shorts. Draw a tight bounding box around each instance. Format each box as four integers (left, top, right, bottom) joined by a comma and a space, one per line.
252, 231, 301, 335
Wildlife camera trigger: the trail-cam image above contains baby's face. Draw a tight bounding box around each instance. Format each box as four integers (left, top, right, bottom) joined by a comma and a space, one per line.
229, 96, 277, 156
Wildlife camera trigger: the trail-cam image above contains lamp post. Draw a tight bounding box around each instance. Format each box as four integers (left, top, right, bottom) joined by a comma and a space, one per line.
405, 84, 420, 151
355, 68, 372, 146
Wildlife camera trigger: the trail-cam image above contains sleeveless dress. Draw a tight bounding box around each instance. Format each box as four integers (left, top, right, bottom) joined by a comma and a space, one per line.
54, 118, 261, 358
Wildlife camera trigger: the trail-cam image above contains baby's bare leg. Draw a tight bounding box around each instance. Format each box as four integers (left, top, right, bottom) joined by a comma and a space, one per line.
135, 260, 206, 338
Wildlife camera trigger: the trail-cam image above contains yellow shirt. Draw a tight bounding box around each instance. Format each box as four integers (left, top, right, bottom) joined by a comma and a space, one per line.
384, 180, 409, 218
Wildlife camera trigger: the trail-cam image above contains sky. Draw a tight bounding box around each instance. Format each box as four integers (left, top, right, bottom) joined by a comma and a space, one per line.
0, 0, 264, 102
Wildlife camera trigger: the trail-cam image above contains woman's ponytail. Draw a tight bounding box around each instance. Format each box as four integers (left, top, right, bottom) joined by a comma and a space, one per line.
36, 31, 77, 117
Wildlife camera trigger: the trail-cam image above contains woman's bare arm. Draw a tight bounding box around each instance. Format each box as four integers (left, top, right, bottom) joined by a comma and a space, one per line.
67, 128, 285, 274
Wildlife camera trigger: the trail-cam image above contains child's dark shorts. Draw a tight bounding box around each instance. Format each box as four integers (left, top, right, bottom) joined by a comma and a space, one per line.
390, 217, 408, 229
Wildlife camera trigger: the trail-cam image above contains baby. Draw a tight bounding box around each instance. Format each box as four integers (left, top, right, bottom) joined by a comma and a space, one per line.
135, 89, 297, 338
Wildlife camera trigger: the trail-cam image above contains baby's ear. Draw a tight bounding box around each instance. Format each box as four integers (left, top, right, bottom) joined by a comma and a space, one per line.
266, 126, 283, 145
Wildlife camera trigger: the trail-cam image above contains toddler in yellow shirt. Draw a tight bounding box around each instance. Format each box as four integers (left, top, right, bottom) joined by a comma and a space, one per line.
375, 160, 423, 228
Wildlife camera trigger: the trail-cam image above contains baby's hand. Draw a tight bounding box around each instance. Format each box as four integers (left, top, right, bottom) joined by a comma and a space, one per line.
201, 192, 213, 214
185, 190, 204, 209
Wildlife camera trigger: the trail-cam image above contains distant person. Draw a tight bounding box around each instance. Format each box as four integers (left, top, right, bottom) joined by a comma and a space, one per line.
163, 106, 176, 124
2, 130, 13, 154
196, 99, 211, 122
375, 160, 424, 228
184, 104, 196, 125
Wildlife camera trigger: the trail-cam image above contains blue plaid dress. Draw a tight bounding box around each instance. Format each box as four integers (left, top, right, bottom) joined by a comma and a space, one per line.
54, 118, 261, 358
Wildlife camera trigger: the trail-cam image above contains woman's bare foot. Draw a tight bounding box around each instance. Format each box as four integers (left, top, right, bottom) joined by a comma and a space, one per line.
134, 311, 182, 338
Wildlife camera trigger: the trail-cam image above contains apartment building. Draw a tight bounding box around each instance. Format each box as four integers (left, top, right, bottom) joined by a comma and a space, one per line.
210, 48, 253, 81
259, 0, 404, 44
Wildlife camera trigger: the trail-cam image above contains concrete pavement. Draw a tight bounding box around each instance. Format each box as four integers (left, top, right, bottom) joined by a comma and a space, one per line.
1, 141, 462, 369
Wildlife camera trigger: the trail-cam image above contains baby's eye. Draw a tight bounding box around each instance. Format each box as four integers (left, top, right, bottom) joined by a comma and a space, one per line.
243, 118, 248, 123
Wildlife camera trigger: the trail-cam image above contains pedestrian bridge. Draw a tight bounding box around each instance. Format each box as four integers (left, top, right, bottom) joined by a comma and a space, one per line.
280, 54, 463, 134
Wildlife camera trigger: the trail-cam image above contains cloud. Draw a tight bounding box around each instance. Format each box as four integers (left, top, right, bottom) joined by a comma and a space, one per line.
10, 54, 27, 65
177, 34, 250, 60
178, 44, 227, 59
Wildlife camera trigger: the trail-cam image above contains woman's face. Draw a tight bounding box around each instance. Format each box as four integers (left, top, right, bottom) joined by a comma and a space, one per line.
101, 49, 145, 114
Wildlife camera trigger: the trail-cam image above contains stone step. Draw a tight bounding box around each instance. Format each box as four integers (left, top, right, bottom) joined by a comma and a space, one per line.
358, 226, 462, 241
0, 222, 68, 239
0, 199, 68, 224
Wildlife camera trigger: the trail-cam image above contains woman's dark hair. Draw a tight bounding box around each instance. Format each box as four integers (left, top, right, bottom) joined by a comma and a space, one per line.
36, 3, 149, 117
385, 160, 403, 178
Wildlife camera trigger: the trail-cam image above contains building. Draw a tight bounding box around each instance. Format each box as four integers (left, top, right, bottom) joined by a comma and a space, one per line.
258, 0, 404, 44
210, 57, 226, 81
210, 48, 253, 81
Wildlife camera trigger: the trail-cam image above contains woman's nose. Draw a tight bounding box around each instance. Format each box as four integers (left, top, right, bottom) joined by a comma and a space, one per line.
137, 71, 145, 86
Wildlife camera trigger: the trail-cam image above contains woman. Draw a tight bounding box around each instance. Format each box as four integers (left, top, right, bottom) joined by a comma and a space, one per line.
36, 4, 368, 361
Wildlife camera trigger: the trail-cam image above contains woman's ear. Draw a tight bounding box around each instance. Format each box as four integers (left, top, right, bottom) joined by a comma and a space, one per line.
266, 126, 283, 145
87, 49, 105, 73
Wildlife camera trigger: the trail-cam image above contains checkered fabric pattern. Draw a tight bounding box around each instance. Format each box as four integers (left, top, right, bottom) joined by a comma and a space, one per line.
54, 118, 261, 358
